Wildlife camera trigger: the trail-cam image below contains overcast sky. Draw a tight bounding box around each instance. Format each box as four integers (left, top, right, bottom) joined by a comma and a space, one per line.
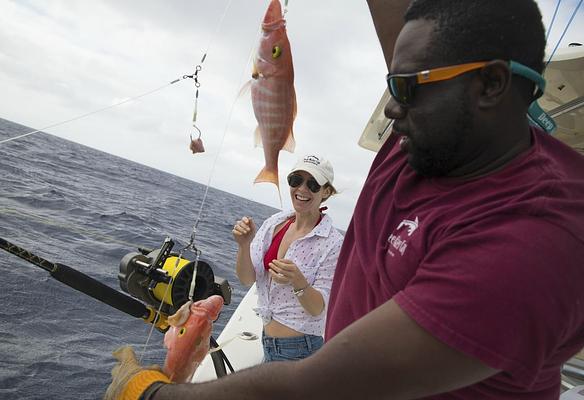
0, 0, 582, 230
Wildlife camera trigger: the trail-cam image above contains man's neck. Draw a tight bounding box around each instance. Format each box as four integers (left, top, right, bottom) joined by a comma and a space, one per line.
447, 121, 533, 180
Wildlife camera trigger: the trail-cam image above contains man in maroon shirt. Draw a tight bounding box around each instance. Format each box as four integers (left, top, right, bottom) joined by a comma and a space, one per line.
325, 0, 584, 398
105, 1, 584, 399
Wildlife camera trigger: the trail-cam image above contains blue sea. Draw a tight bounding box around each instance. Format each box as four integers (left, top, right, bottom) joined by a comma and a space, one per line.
0, 118, 278, 399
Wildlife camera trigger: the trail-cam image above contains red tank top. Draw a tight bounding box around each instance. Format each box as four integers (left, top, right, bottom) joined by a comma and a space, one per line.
263, 218, 295, 270
263, 208, 326, 270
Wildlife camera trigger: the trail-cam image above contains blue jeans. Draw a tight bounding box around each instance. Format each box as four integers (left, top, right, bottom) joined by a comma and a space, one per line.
262, 333, 324, 362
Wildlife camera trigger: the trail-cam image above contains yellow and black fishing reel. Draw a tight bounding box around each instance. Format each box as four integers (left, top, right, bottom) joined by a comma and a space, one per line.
118, 238, 231, 332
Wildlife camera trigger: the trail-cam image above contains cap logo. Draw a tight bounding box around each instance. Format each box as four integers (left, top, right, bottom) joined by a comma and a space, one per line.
303, 155, 321, 166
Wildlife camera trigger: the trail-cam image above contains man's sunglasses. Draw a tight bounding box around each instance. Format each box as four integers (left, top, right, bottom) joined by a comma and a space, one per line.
386, 61, 488, 106
287, 173, 322, 193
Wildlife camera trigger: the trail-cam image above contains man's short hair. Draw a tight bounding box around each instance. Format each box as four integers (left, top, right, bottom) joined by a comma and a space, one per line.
404, 0, 546, 74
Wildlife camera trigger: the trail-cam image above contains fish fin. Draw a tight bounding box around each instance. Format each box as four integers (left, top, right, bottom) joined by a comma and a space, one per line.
255, 168, 282, 207
252, 59, 260, 79
282, 129, 295, 153
237, 80, 252, 99
254, 126, 263, 148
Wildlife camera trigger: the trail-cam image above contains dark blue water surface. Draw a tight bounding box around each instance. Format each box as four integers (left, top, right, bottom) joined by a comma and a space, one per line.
0, 118, 277, 399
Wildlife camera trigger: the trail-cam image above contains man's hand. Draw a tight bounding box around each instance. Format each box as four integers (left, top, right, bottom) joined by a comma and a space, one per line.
104, 346, 171, 400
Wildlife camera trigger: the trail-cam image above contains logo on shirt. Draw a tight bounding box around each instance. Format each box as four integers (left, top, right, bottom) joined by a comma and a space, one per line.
397, 217, 419, 236
387, 216, 419, 257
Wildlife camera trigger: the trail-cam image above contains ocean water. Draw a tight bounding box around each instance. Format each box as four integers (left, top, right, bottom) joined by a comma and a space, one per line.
0, 118, 277, 399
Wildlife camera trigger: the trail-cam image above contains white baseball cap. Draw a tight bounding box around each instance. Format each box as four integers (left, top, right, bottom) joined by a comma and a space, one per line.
289, 154, 334, 187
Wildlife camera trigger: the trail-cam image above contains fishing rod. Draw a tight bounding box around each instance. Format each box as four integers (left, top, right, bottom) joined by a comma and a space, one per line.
0, 236, 150, 318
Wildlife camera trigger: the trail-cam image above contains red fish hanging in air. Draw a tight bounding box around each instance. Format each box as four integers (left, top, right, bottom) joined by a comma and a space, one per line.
251, 0, 296, 193
163, 295, 223, 383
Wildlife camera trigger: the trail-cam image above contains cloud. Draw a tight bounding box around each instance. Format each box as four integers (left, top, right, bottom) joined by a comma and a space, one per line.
0, 0, 581, 231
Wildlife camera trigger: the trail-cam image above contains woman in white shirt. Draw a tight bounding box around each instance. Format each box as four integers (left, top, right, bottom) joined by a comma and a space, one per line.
232, 154, 344, 361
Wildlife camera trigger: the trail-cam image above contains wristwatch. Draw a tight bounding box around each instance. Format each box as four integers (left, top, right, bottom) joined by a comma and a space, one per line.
293, 284, 309, 297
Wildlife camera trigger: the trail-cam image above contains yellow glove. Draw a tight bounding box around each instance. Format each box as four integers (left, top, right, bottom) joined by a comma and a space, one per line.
103, 346, 171, 400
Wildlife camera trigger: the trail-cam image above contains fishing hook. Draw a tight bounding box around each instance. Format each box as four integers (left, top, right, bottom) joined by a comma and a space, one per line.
185, 64, 205, 142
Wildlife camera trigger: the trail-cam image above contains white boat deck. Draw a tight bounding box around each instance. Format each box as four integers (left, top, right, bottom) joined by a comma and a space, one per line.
192, 284, 264, 382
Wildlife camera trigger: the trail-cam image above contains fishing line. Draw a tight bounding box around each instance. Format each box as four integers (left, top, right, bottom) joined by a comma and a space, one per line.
138, 252, 185, 363
202, 0, 235, 58
0, 207, 143, 249
546, 0, 563, 41
0, 80, 188, 146
545, 0, 583, 67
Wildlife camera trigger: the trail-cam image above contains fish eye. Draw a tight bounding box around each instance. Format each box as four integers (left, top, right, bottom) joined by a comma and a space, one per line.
178, 327, 187, 337
272, 46, 282, 59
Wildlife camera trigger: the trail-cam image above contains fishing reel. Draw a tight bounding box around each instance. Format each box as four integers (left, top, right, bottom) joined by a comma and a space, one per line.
118, 237, 231, 332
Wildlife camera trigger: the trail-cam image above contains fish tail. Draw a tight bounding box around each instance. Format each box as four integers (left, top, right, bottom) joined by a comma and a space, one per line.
255, 168, 282, 207
254, 167, 279, 187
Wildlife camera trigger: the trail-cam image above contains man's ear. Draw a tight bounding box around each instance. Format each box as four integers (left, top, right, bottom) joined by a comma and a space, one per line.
477, 60, 512, 109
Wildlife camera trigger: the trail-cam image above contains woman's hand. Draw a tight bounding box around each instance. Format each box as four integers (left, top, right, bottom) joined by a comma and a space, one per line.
232, 216, 256, 247
268, 259, 308, 290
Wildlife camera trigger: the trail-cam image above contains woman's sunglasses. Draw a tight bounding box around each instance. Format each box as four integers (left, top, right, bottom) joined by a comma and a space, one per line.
386, 61, 488, 106
287, 173, 322, 193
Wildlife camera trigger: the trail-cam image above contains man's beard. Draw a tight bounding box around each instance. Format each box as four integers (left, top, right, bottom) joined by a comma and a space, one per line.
408, 97, 473, 177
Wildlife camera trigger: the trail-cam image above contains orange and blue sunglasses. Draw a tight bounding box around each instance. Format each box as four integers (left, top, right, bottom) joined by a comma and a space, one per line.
386, 62, 488, 106
385, 60, 555, 133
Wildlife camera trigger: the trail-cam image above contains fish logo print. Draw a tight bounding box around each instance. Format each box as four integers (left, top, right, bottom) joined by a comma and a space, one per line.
397, 217, 419, 237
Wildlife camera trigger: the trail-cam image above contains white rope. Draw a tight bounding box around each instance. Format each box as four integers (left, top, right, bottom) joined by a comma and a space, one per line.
208, 331, 259, 353
207, 335, 240, 353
